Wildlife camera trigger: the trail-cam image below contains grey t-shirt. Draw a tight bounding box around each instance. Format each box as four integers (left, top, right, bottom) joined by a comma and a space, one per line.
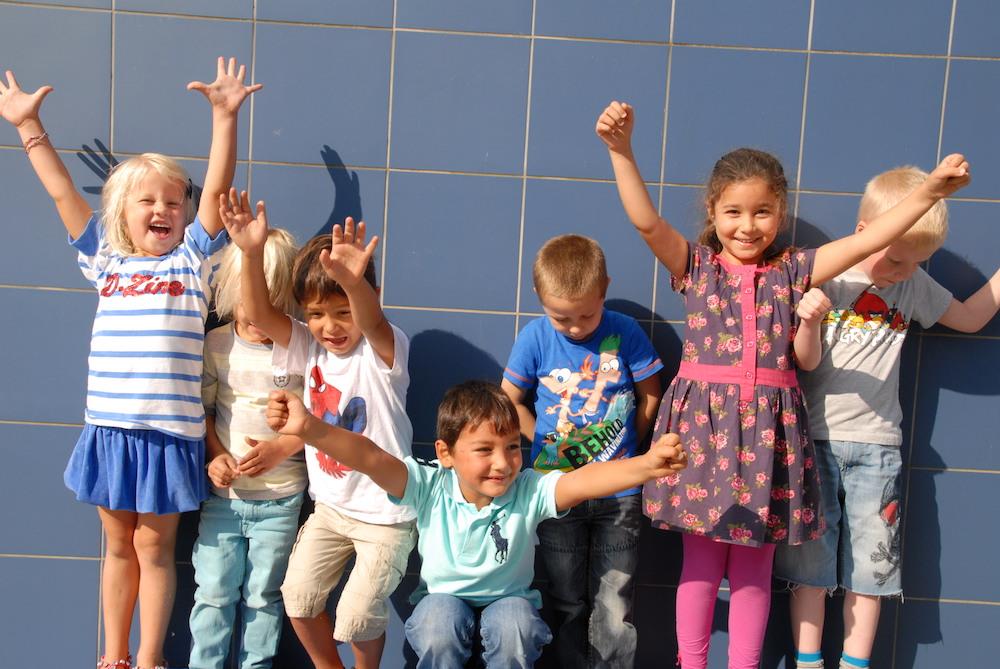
801, 267, 953, 446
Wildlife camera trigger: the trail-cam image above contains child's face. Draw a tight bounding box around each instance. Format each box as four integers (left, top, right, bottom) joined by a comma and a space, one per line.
709, 177, 782, 265
435, 421, 522, 510
303, 293, 364, 356
857, 234, 935, 288
539, 286, 605, 341
234, 303, 273, 345
124, 172, 188, 257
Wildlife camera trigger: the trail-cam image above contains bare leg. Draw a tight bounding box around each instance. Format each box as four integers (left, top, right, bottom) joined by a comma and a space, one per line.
133, 512, 180, 668
843, 591, 880, 661
290, 612, 347, 669
351, 633, 387, 669
97, 508, 140, 663
790, 586, 827, 654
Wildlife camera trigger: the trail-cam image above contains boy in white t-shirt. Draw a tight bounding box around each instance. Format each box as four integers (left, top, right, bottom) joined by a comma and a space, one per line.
775, 167, 1000, 669
221, 190, 415, 669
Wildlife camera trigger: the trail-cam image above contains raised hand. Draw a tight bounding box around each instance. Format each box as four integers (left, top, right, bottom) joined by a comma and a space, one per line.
207, 452, 240, 488
646, 433, 687, 477
319, 217, 378, 289
267, 390, 313, 438
595, 100, 635, 154
238, 437, 287, 477
796, 287, 832, 326
187, 56, 262, 116
219, 188, 268, 253
0, 70, 52, 128
924, 153, 971, 200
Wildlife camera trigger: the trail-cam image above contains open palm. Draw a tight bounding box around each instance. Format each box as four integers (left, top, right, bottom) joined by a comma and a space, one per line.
187, 56, 262, 115
0, 70, 52, 128
219, 188, 268, 253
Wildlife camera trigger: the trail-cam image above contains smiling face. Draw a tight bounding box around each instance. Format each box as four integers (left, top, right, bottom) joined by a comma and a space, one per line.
709, 177, 783, 266
538, 285, 606, 342
302, 292, 364, 356
123, 172, 188, 257
436, 421, 522, 509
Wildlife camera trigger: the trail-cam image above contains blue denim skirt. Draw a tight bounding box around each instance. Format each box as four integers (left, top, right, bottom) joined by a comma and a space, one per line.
64, 423, 208, 514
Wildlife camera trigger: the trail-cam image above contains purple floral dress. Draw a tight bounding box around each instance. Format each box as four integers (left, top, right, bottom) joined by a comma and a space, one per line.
644, 244, 825, 547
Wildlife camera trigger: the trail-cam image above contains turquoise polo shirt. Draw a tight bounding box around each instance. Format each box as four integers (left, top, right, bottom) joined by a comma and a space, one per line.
390, 456, 564, 608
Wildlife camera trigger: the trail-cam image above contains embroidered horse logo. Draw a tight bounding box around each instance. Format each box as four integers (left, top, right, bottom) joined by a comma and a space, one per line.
489, 520, 509, 564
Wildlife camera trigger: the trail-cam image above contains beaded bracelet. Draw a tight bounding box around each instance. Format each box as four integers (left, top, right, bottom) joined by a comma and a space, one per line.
23, 131, 49, 154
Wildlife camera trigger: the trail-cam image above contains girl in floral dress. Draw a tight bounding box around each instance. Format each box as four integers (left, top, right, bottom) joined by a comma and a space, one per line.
596, 101, 969, 669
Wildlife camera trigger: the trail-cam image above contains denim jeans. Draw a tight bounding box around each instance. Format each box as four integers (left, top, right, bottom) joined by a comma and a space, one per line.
188, 492, 303, 669
405, 593, 552, 668
537, 493, 641, 668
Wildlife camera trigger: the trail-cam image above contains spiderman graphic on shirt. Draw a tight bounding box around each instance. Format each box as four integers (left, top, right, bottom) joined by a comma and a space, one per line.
308, 365, 367, 478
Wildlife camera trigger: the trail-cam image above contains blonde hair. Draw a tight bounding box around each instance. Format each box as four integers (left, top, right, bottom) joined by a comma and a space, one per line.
533, 234, 609, 299
699, 148, 789, 260
858, 166, 948, 251
214, 228, 298, 320
101, 153, 196, 256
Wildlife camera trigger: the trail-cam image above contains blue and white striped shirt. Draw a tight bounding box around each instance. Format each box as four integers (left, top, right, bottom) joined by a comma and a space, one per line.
73, 214, 228, 440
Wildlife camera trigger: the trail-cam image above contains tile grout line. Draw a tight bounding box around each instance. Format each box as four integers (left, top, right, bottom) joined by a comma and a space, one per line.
649, 1, 676, 339
791, 0, 816, 238
379, 1, 399, 302
511, 1, 538, 337
246, 0, 258, 194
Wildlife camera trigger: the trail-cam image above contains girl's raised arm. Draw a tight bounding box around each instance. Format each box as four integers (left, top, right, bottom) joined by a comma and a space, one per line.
812, 154, 970, 286
187, 57, 262, 238
597, 101, 688, 279
0, 70, 91, 239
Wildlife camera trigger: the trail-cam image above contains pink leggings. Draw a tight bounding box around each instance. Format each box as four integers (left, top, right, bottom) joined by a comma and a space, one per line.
676, 534, 776, 669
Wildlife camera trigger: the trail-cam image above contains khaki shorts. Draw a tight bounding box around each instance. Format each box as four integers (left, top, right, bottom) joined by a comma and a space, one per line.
280, 502, 416, 642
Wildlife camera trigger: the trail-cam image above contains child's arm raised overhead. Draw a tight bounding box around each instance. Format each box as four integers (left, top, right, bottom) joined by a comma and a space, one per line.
220, 189, 293, 347
554, 433, 686, 511
812, 154, 970, 286
320, 218, 396, 366
596, 101, 688, 279
936, 267, 1000, 333
0, 71, 91, 239
793, 288, 832, 371
267, 389, 408, 498
187, 57, 261, 238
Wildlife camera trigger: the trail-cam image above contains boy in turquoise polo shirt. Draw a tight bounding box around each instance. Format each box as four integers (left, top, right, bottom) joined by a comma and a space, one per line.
266, 380, 686, 668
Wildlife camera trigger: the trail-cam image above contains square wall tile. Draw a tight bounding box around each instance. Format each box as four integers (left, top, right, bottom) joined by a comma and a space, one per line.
1, 287, 94, 424
664, 47, 806, 187
256, 0, 392, 27
13, 0, 108, 7
0, 5, 110, 151
800, 55, 944, 192
910, 337, 1000, 471
673, 0, 810, 50
1, 557, 99, 666
794, 193, 860, 247
940, 59, 1000, 200
117, 0, 252, 19
382, 172, 521, 311
397, 0, 532, 34
0, 424, 101, 557
113, 14, 253, 158
903, 470, 999, 601
928, 200, 1000, 336
250, 161, 385, 247
254, 24, 390, 167
812, 0, 952, 55
535, 0, 670, 42
952, 0, 1000, 57
390, 32, 530, 174
520, 179, 658, 320
528, 38, 668, 180
387, 308, 512, 443
895, 600, 1000, 667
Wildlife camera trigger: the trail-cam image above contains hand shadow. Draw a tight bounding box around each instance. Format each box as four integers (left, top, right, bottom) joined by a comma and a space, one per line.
316, 144, 364, 237
77, 138, 118, 195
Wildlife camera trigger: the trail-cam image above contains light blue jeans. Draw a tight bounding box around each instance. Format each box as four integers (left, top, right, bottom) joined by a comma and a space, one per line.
404, 594, 552, 668
188, 492, 304, 669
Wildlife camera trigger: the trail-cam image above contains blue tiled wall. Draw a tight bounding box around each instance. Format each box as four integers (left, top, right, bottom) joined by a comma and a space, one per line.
2, 2, 998, 667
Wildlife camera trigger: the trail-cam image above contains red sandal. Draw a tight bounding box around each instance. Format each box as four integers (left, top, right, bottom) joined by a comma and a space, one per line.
97, 655, 131, 669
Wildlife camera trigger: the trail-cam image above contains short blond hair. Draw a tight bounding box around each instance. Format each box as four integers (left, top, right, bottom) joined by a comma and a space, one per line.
859, 166, 948, 251
101, 153, 196, 256
214, 228, 298, 320
533, 234, 609, 299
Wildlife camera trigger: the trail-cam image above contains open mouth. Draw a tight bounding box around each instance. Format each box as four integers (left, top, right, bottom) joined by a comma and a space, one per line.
149, 223, 172, 239
325, 335, 349, 348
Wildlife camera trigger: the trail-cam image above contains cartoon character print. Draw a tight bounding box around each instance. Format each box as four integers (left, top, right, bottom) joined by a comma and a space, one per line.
539, 361, 594, 444
823, 289, 908, 347
308, 365, 367, 478
871, 475, 901, 587
580, 334, 622, 416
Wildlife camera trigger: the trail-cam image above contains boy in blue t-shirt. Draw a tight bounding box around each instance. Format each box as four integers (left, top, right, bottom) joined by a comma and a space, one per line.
265, 380, 685, 668
501, 234, 664, 668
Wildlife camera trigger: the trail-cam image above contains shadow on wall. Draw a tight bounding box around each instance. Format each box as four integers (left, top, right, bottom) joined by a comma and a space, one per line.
316, 144, 363, 238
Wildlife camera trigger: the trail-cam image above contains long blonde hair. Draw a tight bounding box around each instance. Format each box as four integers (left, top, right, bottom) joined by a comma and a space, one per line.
213, 228, 298, 320
100, 153, 195, 256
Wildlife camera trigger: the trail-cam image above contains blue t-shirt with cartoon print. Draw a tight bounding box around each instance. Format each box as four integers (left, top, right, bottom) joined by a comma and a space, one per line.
503, 309, 663, 497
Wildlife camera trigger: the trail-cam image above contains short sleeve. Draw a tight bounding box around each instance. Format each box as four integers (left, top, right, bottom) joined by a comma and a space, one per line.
201, 347, 219, 414
669, 242, 697, 294
787, 248, 818, 304
390, 456, 438, 514
622, 317, 663, 382
384, 324, 411, 380
503, 321, 542, 390
184, 216, 229, 258
518, 469, 566, 522
71, 214, 108, 286
909, 269, 954, 328
272, 317, 311, 378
